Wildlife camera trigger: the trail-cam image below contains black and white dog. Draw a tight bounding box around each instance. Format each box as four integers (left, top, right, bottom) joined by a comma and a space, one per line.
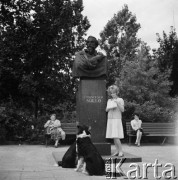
59, 125, 105, 176
75, 125, 105, 176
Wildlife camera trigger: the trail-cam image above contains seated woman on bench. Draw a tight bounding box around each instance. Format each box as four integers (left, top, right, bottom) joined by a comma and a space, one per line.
131, 113, 143, 146
44, 114, 66, 147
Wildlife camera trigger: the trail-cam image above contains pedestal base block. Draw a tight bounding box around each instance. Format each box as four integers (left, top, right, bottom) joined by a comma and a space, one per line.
94, 142, 111, 156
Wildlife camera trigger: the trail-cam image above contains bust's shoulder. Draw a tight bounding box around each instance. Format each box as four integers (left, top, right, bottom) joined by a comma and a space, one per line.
75, 50, 85, 56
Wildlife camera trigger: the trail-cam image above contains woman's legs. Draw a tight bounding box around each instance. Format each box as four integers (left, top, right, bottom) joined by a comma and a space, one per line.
135, 130, 139, 144
53, 128, 61, 147
61, 130, 66, 140
113, 138, 123, 156
136, 130, 142, 146
55, 139, 59, 147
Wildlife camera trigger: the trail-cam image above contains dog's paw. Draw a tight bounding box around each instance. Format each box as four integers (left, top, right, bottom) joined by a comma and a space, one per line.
74, 168, 79, 172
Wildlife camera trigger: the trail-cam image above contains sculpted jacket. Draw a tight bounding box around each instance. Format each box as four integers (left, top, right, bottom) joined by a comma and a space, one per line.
72, 50, 107, 78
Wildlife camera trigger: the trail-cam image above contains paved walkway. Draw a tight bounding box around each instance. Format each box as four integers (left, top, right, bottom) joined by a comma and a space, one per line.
0, 143, 178, 180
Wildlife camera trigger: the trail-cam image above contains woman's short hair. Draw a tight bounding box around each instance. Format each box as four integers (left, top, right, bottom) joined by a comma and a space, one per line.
133, 113, 139, 118
51, 114, 56, 117
107, 85, 119, 96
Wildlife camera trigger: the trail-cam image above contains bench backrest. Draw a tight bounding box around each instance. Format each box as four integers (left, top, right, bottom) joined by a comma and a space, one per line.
61, 123, 77, 135
126, 122, 177, 135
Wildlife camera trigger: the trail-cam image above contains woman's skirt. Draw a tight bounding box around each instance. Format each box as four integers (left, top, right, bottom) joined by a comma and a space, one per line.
131, 128, 144, 135
106, 118, 124, 139
51, 128, 66, 140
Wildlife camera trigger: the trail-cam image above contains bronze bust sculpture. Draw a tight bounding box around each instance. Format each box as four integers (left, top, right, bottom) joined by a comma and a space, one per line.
72, 36, 107, 78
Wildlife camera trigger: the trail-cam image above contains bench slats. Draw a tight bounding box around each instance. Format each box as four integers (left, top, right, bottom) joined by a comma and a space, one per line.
61, 123, 77, 134
125, 122, 178, 145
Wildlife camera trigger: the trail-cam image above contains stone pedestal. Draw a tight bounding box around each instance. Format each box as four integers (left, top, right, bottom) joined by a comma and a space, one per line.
77, 79, 111, 155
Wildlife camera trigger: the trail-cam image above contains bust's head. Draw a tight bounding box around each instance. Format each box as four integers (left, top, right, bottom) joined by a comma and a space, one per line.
86, 36, 98, 54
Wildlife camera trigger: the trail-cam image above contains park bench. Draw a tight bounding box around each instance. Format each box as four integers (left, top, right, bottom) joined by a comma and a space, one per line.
45, 122, 77, 147
126, 122, 178, 145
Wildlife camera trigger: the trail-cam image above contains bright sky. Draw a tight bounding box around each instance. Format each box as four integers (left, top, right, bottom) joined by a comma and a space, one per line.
82, 0, 178, 50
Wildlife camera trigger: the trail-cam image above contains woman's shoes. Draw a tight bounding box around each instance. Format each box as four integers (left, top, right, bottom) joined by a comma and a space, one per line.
135, 141, 141, 146
112, 152, 124, 157
118, 152, 124, 157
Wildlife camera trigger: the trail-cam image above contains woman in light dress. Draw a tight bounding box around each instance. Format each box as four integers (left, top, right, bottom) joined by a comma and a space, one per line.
44, 114, 65, 147
106, 85, 124, 157
131, 113, 143, 146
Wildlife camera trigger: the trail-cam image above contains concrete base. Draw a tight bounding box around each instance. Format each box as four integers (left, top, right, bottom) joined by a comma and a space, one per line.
94, 142, 111, 156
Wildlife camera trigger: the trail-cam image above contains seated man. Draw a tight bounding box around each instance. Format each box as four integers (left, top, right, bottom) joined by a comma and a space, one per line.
72, 36, 107, 78
44, 114, 65, 147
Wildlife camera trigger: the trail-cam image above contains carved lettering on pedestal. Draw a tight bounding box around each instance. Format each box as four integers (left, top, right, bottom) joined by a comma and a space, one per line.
84, 96, 103, 103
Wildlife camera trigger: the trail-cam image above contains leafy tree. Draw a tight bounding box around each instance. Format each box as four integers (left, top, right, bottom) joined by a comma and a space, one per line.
0, 0, 90, 112
99, 4, 141, 84
99, 5, 176, 122
154, 27, 178, 96
117, 42, 175, 122
0, 0, 90, 140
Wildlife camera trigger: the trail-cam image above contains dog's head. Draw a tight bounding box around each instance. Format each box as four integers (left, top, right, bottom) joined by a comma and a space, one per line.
77, 125, 91, 136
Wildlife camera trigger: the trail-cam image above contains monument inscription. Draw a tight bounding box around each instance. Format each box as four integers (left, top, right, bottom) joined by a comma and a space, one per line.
85, 96, 103, 103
